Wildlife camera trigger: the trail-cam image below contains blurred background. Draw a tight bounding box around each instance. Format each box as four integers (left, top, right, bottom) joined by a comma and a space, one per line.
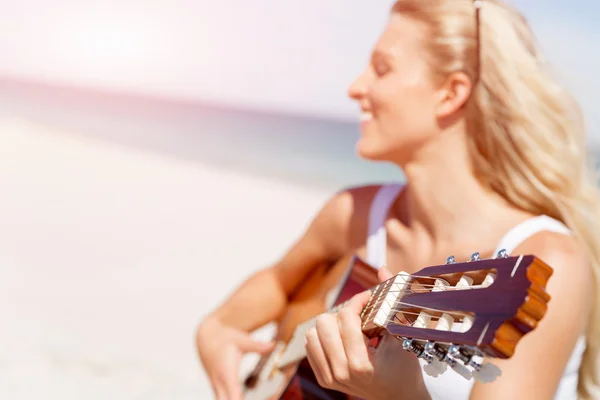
0, 0, 597, 398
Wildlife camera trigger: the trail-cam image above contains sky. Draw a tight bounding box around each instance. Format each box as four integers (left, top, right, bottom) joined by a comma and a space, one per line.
0, 0, 597, 141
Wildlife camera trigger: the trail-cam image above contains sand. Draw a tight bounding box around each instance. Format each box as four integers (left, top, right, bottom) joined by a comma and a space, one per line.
0, 116, 332, 399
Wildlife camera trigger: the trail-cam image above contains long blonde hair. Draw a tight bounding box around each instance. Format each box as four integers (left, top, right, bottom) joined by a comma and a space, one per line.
392, 0, 600, 397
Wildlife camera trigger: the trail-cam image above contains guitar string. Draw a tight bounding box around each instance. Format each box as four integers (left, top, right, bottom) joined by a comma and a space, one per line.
360, 277, 525, 345
360, 283, 486, 318
318, 266, 529, 347
360, 268, 503, 318
360, 278, 475, 320
293, 274, 519, 359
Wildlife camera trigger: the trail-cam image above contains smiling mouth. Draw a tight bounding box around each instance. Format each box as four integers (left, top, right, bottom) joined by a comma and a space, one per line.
360, 111, 373, 122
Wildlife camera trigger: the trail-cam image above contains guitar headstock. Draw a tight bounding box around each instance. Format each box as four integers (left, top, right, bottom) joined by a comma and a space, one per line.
360, 250, 553, 382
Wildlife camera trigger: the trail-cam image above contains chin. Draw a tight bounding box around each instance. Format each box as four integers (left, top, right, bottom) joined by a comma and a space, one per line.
355, 139, 390, 162
356, 139, 416, 166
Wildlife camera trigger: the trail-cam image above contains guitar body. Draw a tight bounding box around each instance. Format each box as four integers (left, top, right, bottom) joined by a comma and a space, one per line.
243, 254, 379, 400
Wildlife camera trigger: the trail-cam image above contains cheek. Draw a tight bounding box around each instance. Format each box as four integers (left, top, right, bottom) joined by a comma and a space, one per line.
373, 81, 436, 138
357, 80, 437, 161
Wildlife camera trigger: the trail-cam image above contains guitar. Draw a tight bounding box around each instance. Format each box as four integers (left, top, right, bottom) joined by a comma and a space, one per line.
242, 250, 553, 400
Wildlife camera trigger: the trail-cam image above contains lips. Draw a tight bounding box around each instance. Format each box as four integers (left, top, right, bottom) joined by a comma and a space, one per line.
360, 111, 373, 122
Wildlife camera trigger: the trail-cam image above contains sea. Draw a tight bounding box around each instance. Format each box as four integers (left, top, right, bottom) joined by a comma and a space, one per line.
0, 78, 403, 193
1, 78, 598, 193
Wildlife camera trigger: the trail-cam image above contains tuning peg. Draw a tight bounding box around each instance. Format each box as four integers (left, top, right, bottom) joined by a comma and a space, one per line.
423, 359, 448, 377
445, 256, 456, 264
472, 362, 502, 383
402, 339, 423, 356
482, 272, 496, 288
420, 342, 449, 378
466, 355, 502, 383
449, 360, 473, 380
469, 252, 481, 261
403, 338, 450, 379
456, 275, 474, 290
424, 341, 446, 359
432, 278, 450, 292
442, 350, 473, 380
496, 249, 508, 258
448, 345, 470, 361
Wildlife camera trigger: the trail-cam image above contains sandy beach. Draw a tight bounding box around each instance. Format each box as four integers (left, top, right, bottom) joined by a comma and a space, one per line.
0, 116, 331, 399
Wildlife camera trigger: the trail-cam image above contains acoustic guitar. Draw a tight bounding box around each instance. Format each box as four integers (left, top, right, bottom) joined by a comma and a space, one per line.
242, 250, 553, 399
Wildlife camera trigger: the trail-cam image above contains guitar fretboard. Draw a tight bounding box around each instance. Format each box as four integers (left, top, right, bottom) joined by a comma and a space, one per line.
275, 279, 394, 369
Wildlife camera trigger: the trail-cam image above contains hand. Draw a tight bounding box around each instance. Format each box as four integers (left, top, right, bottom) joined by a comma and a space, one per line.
196, 317, 275, 400
304, 268, 430, 400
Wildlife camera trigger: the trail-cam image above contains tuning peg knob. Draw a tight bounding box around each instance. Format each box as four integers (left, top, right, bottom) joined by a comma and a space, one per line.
423, 359, 448, 378
496, 249, 508, 258
402, 339, 423, 357
472, 362, 502, 383
469, 252, 481, 261
445, 256, 456, 264
444, 353, 472, 380
450, 361, 473, 381
448, 345, 466, 360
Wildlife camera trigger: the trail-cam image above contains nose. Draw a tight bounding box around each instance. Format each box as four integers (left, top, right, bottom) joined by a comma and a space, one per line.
347, 68, 369, 101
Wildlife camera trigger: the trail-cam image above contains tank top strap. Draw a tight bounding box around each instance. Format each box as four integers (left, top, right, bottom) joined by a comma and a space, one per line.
493, 214, 572, 255
366, 184, 404, 268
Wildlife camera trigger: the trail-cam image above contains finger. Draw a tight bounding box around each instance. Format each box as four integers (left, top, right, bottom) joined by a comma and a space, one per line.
343, 290, 373, 315
237, 334, 276, 354
220, 375, 243, 400
212, 380, 226, 400
314, 313, 351, 384
217, 350, 244, 400
374, 332, 412, 366
305, 341, 327, 388
378, 266, 394, 282
305, 326, 334, 388
213, 374, 236, 400
337, 307, 373, 375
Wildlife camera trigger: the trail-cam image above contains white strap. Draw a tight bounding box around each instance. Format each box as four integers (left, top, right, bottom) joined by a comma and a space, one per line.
494, 215, 572, 255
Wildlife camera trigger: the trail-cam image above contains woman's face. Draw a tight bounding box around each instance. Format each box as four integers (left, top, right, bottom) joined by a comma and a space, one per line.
348, 13, 442, 164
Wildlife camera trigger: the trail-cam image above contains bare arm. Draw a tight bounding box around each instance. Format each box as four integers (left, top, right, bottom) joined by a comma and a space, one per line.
200, 186, 377, 332
470, 232, 593, 400
195, 186, 380, 399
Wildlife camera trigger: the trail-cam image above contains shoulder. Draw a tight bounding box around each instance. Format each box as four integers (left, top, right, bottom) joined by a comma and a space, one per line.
514, 229, 592, 312
318, 184, 392, 224
307, 184, 395, 257
514, 230, 592, 289
516, 230, 592, 346
270, 184, 394, 284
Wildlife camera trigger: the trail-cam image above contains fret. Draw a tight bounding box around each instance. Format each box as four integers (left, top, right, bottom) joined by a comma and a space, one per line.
362, 271, 411, 332
276, 274, 396, 369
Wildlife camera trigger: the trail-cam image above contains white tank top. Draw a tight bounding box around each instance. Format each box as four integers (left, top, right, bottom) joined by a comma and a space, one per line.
366, 184, 586, 400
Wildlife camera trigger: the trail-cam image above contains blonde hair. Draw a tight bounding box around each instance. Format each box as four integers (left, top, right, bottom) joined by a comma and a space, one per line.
391, 0, 600, 397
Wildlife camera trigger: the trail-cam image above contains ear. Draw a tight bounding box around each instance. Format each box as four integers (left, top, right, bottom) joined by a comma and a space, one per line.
435, 71, 473, 118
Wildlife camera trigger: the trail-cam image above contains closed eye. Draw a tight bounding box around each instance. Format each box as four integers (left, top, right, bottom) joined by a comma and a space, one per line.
371, 50, 393, 77
373, 61, 390, 76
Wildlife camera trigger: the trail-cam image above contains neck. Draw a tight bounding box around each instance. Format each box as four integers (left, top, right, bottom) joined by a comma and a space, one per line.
394, 126, 528, 250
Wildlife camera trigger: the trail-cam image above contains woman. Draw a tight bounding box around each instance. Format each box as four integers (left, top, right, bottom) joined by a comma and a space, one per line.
196, 0, 600, 399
